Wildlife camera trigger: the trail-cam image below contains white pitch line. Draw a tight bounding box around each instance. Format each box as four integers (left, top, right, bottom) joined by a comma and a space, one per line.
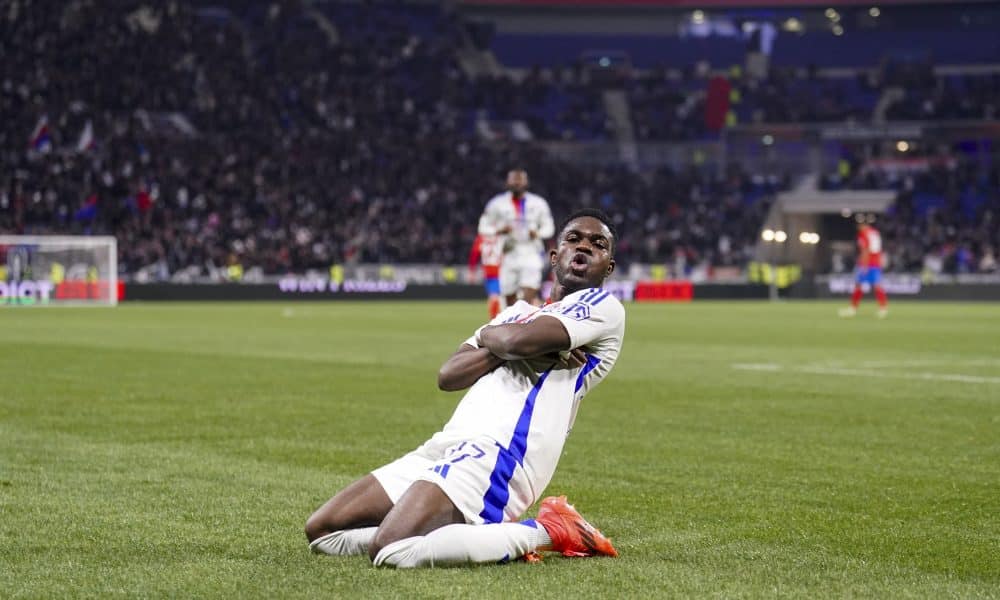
858, 358, 1000, 369
799, 366, 1000, 385
731, 363, 782, 371
732, 363, 1000, 385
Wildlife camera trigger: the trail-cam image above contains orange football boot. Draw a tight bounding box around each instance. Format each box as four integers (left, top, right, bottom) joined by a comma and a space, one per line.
535, 495, 619, 558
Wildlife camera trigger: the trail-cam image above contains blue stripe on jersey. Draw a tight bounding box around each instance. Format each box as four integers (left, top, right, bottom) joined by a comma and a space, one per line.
579, 288, 610, 305
590, 290, 610, 305
479, 369, 552, 524
574, 354, 602, 393
479, 449, 518, 524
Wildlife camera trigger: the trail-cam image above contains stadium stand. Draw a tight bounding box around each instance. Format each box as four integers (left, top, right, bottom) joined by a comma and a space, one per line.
484, 4, 1000, 70
820, 154, 1000, 275
1, 1, 997, 280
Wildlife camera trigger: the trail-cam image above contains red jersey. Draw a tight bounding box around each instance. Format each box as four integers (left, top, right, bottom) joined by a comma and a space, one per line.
469, 234, 502, 278
857, 225, 883, 268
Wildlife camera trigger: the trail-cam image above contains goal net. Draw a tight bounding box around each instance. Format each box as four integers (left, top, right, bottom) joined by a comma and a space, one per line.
0, 235, 118, 306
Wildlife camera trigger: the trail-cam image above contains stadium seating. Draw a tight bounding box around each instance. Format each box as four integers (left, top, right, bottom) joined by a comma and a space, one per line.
490, 26, 1000, 70
2, 1, 997, 279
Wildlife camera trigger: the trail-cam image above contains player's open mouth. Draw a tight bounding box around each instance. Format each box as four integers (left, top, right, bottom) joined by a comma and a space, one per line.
570, 253, 590, 274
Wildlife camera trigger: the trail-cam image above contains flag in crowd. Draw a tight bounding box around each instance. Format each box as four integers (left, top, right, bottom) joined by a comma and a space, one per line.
74, 193, 99, 222
76, 120, 95, 153
29, 116, 52, 153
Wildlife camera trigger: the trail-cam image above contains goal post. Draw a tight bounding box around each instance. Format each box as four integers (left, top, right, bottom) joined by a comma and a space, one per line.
0, 235, 118, 306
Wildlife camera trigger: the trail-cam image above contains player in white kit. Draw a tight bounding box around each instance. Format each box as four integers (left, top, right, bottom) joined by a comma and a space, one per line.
478, 169, 555, 307
306, 209, 625, 568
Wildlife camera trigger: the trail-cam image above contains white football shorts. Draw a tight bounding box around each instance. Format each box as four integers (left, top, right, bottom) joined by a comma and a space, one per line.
499, 252, 544, 295
371, 431, 534, 525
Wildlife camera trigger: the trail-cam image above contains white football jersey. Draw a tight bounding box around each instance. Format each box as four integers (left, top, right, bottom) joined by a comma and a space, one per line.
477, 192, 554, 257
441, 287, 625, 522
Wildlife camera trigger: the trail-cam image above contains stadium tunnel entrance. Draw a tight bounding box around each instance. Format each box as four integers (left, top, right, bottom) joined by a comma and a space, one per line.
755, 175, 894, 274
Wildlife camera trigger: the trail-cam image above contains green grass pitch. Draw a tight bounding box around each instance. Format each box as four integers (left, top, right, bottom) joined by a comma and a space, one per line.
2, 300, 998, 598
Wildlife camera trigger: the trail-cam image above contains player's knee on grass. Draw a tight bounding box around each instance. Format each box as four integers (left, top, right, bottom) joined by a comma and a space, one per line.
305, 474, 396, 542
367, 516, 426, 561
303, 501, 366, 542
368, 528, 391, 562
304, 502, 380, 543
304, 512, 331, 543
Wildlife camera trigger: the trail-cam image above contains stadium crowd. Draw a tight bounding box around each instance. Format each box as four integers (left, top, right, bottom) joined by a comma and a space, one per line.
1, 0, 775, 279
819, 142, 1000, 275
868, 159, 998, 275
1, 1, 996, 279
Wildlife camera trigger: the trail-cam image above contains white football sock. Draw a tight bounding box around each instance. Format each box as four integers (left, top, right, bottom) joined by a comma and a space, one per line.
372, 520, 551, 568
310, 527, 378, 556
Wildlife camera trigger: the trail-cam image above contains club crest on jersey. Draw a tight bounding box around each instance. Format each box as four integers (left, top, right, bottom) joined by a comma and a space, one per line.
559, 301, 591, 321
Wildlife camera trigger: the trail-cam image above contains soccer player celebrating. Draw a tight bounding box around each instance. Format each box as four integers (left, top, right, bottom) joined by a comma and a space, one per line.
468, 233, 503, 318
841, 217, 889, 318
306, 209, 624, 568
478, 169, 555, 307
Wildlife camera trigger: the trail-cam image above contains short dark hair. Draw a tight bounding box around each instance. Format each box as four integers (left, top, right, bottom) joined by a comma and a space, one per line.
558, 208, 618, 252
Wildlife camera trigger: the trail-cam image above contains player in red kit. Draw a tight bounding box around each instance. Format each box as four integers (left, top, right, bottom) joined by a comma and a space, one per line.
468, 234, 503, 318
840, 219, 889, 318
